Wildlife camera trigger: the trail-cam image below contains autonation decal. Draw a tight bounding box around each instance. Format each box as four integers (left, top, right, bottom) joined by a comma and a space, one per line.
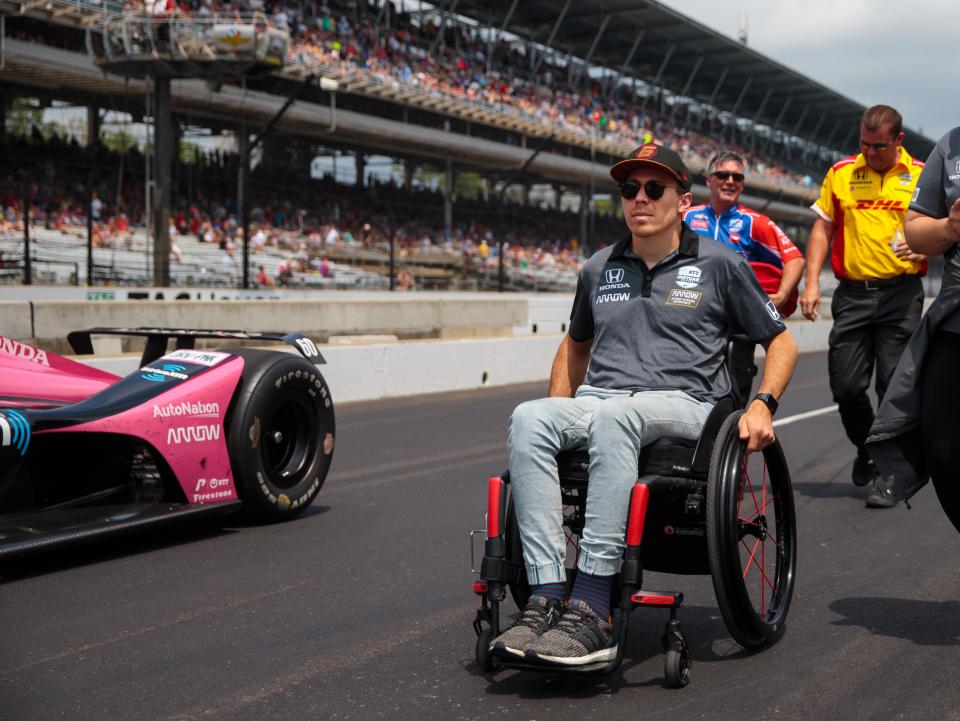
153, 401, 220, 419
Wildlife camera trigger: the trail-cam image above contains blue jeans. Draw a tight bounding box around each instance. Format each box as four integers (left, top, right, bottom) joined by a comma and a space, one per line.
507, 386, 713, 584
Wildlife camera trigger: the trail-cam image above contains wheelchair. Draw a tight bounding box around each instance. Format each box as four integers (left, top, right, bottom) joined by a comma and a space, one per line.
469, 338, 796, 687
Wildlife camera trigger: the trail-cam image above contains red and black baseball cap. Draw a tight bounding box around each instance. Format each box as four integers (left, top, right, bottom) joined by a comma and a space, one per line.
610, 143, 692, 191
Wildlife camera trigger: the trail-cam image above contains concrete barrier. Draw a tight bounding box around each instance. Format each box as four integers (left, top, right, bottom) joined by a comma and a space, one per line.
22, 295, 528, 351
0, 301, 32, 339
78, 316, 833, 404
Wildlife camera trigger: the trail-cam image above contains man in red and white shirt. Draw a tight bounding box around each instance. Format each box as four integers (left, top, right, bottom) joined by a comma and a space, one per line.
683, 151, 805, 316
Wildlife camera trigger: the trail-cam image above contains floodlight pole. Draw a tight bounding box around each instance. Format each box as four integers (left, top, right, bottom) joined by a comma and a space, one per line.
87, 177, 94, 286
22, 173, 31, 285
153, 77, 172, 287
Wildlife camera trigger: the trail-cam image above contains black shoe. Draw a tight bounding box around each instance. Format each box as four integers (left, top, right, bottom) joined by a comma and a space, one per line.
852, 454, 878, 487
865, 476, 898, 508
490, 596, 562, 658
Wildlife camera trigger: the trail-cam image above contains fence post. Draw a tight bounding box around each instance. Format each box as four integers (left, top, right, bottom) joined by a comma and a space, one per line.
22, 174, 31, 286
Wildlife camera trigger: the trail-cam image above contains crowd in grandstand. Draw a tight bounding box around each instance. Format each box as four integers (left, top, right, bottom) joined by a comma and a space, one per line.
11, 0, 820, 191
0, 131, 608, 286
279, 2, 812, 190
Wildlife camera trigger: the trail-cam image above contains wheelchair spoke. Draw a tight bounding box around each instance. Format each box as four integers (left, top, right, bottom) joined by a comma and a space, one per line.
740, 458, 761, 518
740, 537, 760, 578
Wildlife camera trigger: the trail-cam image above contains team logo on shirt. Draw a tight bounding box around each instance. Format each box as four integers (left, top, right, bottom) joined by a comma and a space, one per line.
765, 300, 781, 321
666, 289, 703, 308
675, 266, 702, 289
728, 218, 744, 232
605, 268, 624, 284
690, 217, 709, 231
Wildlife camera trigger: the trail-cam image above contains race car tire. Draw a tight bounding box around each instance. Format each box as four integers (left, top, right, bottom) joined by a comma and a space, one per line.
225, 349, 335, 521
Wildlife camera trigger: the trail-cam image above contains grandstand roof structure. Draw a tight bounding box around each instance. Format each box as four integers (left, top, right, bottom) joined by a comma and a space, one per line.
452, 0, 935, 158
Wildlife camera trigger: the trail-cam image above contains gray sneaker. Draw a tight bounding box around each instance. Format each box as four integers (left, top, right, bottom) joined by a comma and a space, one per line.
524, 599, 616, 666
490, 596, 561, 658
865, 476, 898, 508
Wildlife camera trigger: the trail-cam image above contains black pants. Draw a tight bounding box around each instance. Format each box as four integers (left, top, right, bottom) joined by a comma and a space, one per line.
921, 329, 960, 533
828, 277, 924, 453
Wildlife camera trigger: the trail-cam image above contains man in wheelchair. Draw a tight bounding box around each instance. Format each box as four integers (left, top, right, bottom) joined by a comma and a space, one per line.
490, 144, 799, 667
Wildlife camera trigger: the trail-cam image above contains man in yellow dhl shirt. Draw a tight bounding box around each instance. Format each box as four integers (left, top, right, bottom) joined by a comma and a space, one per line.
800, 105, 926, 507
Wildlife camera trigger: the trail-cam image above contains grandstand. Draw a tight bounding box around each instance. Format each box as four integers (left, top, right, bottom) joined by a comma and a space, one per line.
0, 0, 937, 289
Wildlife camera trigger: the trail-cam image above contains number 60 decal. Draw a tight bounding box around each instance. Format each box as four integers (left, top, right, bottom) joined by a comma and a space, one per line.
295, 337, 320, 358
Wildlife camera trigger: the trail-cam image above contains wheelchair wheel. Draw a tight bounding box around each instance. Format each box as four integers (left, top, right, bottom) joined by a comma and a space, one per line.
664, 647, 691, 688
706, 411, 796, 649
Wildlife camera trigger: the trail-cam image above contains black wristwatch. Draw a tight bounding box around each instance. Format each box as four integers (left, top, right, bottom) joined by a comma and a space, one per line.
752, 392, 779, 415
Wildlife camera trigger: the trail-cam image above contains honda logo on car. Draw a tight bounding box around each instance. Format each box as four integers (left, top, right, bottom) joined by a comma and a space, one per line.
153, 401, 220, 419
0, 410, 30, 456
193, 477, 232, 503
0, 336, 49, 366
167, 424, 221, 444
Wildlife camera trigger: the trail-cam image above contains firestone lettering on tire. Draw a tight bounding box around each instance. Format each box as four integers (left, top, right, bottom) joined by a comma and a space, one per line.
257, 470, 271, 499
291, 478, 320, 509
275, 369, 323, 391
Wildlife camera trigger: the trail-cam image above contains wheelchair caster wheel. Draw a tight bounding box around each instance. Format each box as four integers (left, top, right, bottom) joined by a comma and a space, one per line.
475, 626, 499, 673
664, 647, 691, 688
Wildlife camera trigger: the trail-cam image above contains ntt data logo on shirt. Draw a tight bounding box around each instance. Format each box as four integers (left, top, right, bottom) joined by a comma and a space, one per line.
676, 266, 702, 289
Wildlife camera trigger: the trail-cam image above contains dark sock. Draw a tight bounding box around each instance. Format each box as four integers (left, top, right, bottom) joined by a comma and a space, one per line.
530, 582, 566, 603
569, 571, 614, 620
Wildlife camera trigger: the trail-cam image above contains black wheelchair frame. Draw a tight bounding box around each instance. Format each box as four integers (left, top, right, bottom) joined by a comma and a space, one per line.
470, 339, 796, 687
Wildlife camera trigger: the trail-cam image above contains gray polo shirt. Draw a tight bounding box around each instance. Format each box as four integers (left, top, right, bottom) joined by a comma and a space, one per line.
569, 224, 786, 403
910, 126, 960, 331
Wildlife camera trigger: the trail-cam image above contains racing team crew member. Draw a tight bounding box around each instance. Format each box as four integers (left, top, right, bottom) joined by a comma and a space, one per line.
489, 144, 798, 667
684, 150, 805, 404
799, 104, 926, 507
868, 125, 960, 529
683, 151, 805, 316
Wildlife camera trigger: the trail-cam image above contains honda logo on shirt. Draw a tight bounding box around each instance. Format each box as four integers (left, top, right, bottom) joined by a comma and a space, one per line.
606, 268, 624, 284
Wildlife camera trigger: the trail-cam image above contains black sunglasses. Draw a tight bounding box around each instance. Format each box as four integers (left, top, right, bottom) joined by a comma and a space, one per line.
712, 171, 745, 182
860, 139, 892, 151
619, 179, 677, 201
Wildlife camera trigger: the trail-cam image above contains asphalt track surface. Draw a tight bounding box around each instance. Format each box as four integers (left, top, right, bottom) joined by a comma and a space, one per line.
3, 351, 960, 721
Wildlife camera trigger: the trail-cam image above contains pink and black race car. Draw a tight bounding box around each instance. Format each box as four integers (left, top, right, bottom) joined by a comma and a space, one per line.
0, 328, 335, 558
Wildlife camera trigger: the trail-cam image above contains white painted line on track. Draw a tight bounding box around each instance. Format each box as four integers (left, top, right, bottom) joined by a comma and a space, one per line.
772, 404, 838, 428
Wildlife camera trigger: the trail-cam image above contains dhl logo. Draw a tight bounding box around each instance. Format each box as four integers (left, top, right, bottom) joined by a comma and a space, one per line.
854, 200, 904, 211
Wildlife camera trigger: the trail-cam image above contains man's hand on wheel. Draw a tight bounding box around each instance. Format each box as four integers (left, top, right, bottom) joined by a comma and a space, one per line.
739, 401, 776, 453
